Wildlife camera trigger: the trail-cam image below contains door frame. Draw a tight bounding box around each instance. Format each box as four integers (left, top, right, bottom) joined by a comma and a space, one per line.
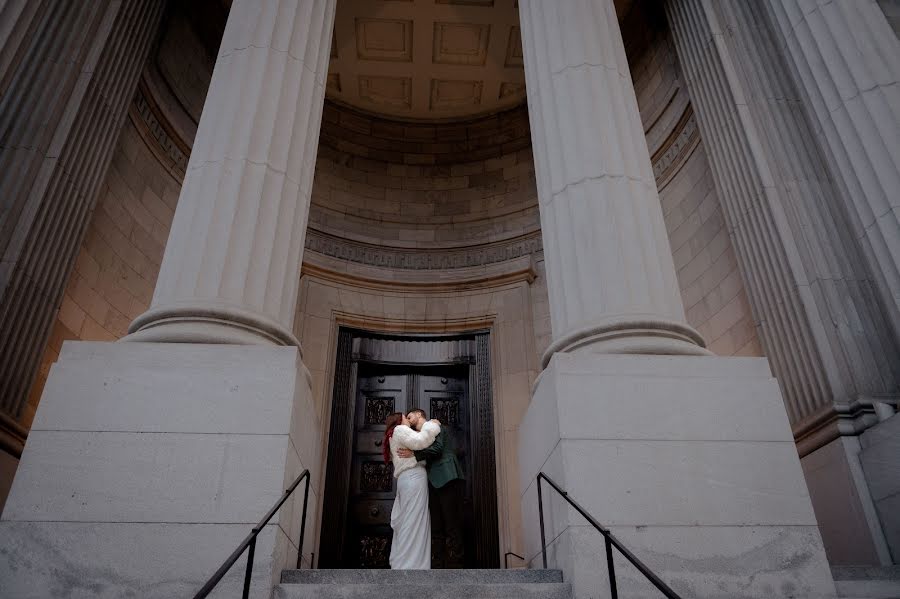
317, 327, 499, 568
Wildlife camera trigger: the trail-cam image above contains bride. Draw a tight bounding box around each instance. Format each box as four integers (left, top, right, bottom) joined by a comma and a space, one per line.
383, 411, 441, 569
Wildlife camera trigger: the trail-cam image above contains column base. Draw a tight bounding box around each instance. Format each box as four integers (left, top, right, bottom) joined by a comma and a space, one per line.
541, 317, 711, 369
125, 302, 301, 347
0, 341, 320, 599
519, 352, 836, 598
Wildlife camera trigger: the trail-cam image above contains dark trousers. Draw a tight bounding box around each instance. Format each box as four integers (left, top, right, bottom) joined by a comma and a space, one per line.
429, 478, 465, 568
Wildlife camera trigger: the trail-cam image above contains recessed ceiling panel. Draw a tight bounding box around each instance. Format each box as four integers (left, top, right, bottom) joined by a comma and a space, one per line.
433, 22, 491, 66
359, 75, 413, 111
355, 18, 414, 62
430, 79, 484, 110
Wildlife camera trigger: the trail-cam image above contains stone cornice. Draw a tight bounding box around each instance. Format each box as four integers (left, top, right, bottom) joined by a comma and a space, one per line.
0, 411, 27, 458
793, 395, 900, 457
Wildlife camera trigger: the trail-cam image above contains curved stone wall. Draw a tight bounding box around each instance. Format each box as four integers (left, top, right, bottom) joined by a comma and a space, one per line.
311, 104, 538, 249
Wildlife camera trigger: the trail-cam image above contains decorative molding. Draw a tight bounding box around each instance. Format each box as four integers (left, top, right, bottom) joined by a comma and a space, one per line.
360, 461, 393, 492
652, 106, 699, 188
130, 81, 189, 179
304, 229, 542, 271
433, 22, 491, 66
355, 18, 413, 62
430, 79, 484, 110
505, 27, 523, 67
358, 75, 412, 111
793, 395, 899, 457
352, 337, 476, 365
364, 396, 395, 425
0, 412, 27, 458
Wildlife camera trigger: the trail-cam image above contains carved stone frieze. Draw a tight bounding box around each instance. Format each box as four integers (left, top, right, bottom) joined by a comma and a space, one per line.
652, 107, 699, 187
304, 229, 543, 270
130, 83, 189, 179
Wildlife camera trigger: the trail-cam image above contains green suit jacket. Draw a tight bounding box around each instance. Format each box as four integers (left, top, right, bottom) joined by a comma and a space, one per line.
414, 427, 464, 489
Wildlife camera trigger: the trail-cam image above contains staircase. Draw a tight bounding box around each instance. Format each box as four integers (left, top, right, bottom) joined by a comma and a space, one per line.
274, 569, 572, 599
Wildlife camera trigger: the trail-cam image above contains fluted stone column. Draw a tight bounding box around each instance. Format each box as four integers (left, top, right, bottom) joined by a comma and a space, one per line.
665, 0, 900, 423
126, 0, 335, 347
765, 0, 900, 339
0, 1, 164, 418
517, 3, 835, 596
666, 0, 900, 566
1, 4, 334, 596
519, 0, 709, 367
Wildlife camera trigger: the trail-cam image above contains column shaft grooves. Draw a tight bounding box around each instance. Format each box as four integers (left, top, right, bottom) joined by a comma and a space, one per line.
522, 0, 706, 366
129, 0, 336, 348
667, 0, 900, 423
0, 0, 164, 416
765, 0, 900, 338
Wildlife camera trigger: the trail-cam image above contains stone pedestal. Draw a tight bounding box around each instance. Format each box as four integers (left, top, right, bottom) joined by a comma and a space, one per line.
518, 353, 836, 598
0, 342, 320, 598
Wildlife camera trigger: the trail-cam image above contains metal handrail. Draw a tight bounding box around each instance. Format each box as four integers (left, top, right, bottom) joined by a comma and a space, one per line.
536, 472, 682, 599
194, 469, 312, 599
503, 551, 525, 569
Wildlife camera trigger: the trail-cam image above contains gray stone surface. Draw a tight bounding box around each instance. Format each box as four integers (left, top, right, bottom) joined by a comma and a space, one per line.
0, 521, 280, 599
801, 437, 886, 565
274, 582, 572, 599
0, 341, 319, 599
540, 525, 835, 599
281, 569, 563, 584
518, 352, 837, 598
861, 416, 900, 563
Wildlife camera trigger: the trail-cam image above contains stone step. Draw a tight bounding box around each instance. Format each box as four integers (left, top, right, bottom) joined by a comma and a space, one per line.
273, 582, 572, 599
280, 568, 563, 585
833, 565, 900, 599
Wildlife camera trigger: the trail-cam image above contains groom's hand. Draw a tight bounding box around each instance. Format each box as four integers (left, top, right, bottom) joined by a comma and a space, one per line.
397, 448, 413, 458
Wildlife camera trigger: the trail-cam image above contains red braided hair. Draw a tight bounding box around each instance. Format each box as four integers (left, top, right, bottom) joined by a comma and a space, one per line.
383, 412, 403, 464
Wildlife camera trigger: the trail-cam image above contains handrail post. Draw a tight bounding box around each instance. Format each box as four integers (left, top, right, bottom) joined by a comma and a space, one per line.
242, 535, 257, 599
298, 471, 311, 569
605, 535, 618, 599
536, 473, 548, 569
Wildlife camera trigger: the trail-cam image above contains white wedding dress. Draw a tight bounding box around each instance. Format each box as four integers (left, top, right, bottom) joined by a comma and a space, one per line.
388, 421, 441, 569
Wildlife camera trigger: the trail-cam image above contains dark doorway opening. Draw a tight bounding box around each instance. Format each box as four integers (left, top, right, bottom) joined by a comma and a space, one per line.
318, 329, 499, 569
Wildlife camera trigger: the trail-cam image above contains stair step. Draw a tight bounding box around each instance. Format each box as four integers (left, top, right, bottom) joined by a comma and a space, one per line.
280, 568, 563, 585
833, 565, 900, 599
274, 582, 572, 599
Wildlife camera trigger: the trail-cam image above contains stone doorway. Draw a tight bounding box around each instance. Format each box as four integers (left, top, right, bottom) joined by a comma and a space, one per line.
318, 328, 499, 568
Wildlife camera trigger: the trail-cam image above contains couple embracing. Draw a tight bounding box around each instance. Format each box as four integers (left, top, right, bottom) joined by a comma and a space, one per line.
382, 409, 465, 569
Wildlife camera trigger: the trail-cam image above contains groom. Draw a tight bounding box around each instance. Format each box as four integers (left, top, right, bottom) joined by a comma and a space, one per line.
398, 408, 465, 568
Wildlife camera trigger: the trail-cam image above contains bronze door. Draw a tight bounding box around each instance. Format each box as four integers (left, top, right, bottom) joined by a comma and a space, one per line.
346, 364, 470, 568
319, 330, 498, 569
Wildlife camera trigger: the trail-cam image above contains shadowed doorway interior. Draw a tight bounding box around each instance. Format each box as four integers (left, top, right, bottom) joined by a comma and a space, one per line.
318, 328, 499, 568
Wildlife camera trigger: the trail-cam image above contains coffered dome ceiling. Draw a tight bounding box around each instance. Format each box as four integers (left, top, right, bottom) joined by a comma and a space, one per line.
326, 0, 634, 122
148, 0, 637, 134
327, 0, 525, 121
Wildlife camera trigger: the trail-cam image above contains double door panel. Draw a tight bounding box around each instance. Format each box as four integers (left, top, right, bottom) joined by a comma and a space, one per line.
347, 364, 469, 568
